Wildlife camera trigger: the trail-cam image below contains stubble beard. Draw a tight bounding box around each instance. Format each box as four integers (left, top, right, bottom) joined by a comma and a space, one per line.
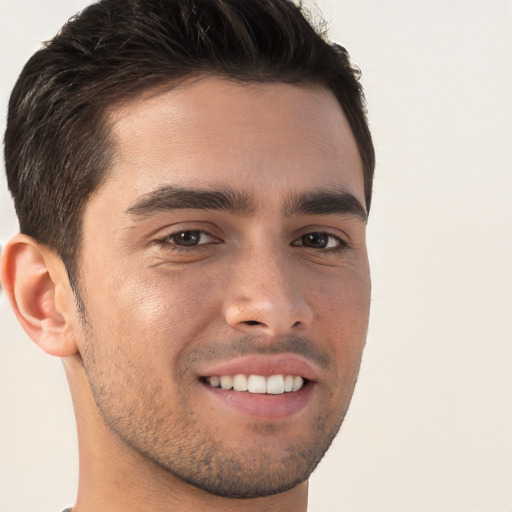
79, 316, 359, 499
87, 373, 349, 499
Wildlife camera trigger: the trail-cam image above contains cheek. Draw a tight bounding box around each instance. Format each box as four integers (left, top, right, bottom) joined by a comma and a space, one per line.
310, 264, 370, 376
313, 263, 370, 330
83, 267, 224, 362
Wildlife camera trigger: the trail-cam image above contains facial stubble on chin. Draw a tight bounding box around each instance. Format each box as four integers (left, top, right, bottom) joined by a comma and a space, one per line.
79, 318, 361, 499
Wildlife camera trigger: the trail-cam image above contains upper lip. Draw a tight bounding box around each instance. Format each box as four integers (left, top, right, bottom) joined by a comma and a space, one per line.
198, 354, 319, 382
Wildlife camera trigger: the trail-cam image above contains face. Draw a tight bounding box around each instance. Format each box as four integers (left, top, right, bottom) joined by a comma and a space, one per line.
75, 77, 370, 498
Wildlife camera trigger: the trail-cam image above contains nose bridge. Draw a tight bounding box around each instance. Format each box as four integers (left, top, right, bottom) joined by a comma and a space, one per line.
223, 240, 313, 335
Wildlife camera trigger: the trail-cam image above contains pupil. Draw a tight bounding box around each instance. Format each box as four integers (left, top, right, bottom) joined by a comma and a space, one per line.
303, 233, 327, 248
175, 231, 200, 246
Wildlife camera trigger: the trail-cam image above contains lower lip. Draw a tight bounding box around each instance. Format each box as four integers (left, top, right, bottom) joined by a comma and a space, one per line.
201, 382, 314, 420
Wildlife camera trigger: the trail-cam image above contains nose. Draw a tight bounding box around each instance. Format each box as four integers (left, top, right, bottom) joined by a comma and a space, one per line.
223, 248, 313, 337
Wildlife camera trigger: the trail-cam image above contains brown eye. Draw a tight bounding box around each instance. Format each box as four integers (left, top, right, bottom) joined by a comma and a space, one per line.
169, 230, 212, 247
292, 232, 345, 250
301, 233, 329, 249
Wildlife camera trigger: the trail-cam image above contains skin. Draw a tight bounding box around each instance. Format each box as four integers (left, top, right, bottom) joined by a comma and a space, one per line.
1, 77, 370, 512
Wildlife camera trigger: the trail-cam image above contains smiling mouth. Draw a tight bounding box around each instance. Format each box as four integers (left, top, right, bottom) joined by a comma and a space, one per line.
202, 374, 307, 395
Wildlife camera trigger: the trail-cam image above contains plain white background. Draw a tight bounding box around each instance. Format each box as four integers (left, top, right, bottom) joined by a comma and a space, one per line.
1, 1, 511, 511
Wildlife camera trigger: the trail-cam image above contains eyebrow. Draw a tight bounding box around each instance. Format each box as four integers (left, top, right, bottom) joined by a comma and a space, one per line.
126, 185, 367, 223
283, 190, 367, 222
126, 186, 254, 216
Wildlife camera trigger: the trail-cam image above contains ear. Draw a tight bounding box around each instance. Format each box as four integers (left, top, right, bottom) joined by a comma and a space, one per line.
1, 234, 79, 357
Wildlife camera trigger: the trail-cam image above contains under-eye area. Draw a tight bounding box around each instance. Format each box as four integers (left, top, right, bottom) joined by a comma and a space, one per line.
200, 374, 309, 394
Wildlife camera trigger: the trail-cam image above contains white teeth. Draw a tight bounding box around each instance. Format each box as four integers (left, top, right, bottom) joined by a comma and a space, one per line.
284, 375, 294, 392
207, 374, 305, 394
267, 375, 285, 394
248, 375, 267, 393
220, 376, 233, 390
233, 374, 248, 391
292, 376, 304, 392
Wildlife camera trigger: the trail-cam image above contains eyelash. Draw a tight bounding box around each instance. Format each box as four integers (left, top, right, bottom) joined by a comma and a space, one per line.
291, 232, 348, 254
156, 229, 348, 254
157, 230, 219, 252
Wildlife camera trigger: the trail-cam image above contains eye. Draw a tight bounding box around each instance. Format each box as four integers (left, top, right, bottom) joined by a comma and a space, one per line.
166, 230, 216, 247
292, 232, 346, 250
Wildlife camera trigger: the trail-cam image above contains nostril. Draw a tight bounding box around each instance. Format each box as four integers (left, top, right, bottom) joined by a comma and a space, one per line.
244, 320, 262, 326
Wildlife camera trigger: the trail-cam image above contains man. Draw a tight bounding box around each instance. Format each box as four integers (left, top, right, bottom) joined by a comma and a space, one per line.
1, 0, 374, 510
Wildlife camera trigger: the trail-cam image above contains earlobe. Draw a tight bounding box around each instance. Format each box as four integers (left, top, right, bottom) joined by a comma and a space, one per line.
1, 234, 79, 357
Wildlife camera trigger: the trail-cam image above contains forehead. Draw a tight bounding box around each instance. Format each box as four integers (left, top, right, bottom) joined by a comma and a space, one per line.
93, 77, 364, 213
